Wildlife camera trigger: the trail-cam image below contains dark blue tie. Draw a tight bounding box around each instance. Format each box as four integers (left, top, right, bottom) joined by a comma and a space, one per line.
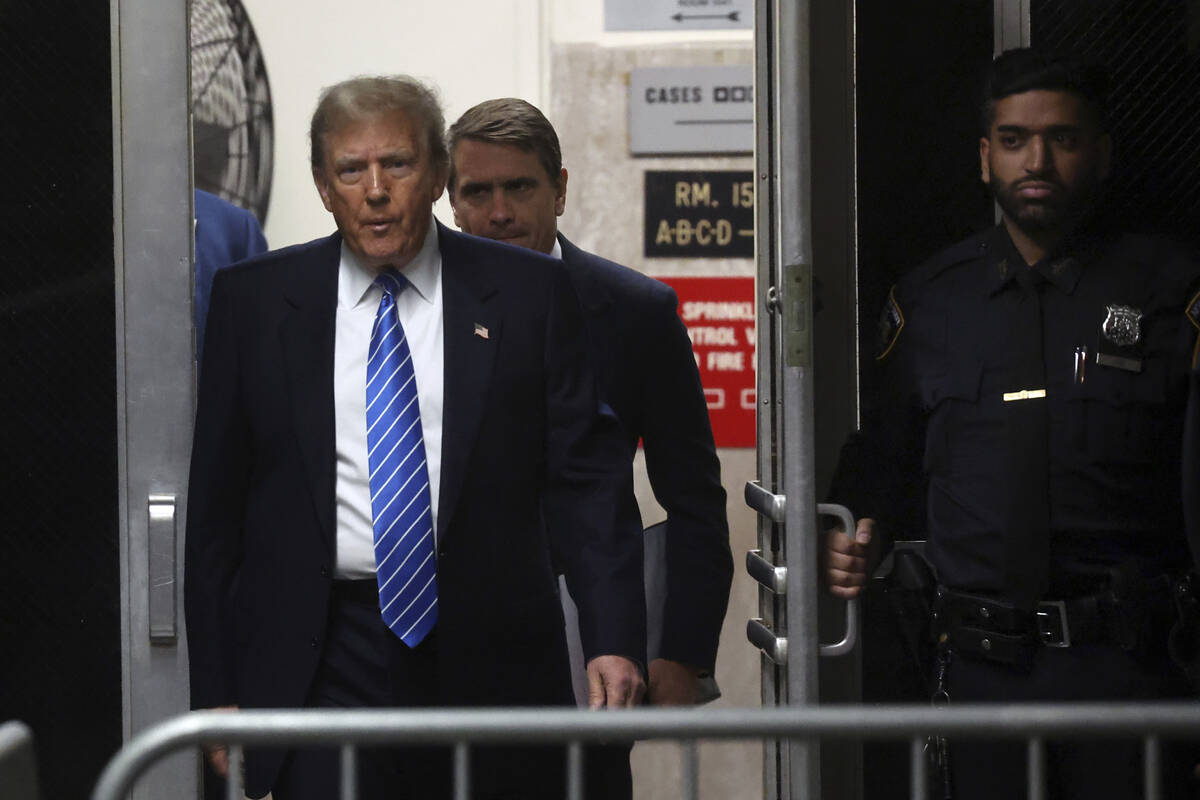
366, 271, 437, 646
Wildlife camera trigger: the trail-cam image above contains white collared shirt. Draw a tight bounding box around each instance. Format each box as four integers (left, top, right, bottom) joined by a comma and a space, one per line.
549, 238, 563, 260
333, 218, 444, 578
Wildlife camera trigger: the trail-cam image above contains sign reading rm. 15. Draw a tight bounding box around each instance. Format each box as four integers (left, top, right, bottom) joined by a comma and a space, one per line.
644, 170, 754, 259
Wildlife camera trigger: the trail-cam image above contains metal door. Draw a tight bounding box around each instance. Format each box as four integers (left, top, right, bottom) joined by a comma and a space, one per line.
113, 0, 198, 796
746, 2, 1024, 799
745, 2, 826, 798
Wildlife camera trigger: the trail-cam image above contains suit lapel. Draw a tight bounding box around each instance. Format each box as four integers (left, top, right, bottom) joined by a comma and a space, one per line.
558, 234, 615, 385
558, 234, 613, 315
436, 224, 502, 542
280, 234, 341, 555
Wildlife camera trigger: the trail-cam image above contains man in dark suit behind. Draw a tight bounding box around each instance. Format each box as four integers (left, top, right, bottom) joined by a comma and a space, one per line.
446, 100, 732, 724
184, 76, 646, 800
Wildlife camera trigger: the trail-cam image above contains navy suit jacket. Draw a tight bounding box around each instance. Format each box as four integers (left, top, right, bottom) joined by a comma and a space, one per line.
193, 189, 267, 359
185, 223, 645, 796
558, 234, 731, 671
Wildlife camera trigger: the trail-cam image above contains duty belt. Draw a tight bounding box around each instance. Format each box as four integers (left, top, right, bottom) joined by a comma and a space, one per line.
934, 577, 1172, 669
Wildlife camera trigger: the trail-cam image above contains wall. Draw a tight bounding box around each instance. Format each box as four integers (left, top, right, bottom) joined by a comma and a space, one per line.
550, 35, 759, 800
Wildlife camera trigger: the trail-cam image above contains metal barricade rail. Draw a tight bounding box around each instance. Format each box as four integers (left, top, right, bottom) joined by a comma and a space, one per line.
93, 703, 1200, 800
0, 720, 39, 800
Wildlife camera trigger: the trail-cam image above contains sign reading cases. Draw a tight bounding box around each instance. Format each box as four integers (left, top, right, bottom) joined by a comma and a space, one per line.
629, 66, 753, 155
644, 170, 754, 259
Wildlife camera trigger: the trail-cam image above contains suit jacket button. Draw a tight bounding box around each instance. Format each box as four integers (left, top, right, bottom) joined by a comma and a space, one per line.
320, 566, 329, 577
310, 637, 318, 649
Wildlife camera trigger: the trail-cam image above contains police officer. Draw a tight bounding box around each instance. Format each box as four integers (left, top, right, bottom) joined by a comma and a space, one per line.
824, 49, 1200, 799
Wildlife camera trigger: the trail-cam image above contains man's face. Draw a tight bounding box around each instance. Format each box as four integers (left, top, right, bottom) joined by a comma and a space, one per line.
449, 139, 566, 255
980, 89, 1112, 235
313, 111, 446, 271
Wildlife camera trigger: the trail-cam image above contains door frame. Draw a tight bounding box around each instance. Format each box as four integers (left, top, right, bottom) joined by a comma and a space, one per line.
112, 0, 198, 796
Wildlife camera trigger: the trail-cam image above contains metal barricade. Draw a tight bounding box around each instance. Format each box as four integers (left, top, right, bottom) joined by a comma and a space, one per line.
92, 703, 1200, 800
0, 720, 40, 800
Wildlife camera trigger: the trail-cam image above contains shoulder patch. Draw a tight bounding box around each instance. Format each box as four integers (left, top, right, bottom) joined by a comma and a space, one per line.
876, 286, 905, 361
1188, 287, 1200, 369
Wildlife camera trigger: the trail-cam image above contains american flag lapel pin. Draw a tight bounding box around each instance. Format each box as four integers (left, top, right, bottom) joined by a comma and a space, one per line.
473, 322, 489, 340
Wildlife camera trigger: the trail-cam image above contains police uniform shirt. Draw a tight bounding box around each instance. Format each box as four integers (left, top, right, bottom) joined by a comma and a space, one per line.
833, 223, 1200, 598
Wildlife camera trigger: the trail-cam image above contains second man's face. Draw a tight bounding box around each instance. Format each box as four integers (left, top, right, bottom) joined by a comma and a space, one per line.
449, 140, 567, 255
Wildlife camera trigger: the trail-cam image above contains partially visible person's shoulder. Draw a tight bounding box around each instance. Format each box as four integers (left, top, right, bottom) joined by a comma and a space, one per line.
195, 188, 256, 224
558, 235, 676, 309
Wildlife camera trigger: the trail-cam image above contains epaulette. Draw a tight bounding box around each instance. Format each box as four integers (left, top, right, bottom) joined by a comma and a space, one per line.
879, 231, 997, 361
902, 229, 997, 289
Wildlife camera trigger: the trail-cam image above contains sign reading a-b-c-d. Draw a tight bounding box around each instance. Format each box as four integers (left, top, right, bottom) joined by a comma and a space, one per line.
606, 0, 753, 31
645, 170, 754, 259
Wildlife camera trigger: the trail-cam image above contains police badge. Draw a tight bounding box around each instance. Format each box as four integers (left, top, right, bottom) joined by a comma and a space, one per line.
1101, 304, 1142, 347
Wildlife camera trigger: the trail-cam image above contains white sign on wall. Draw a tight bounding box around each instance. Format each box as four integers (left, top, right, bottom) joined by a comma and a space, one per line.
606, 0, 753, 31
629, 66, 753, 156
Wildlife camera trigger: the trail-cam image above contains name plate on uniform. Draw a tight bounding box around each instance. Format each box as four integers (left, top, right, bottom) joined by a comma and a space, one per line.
1002, 388, 1047, 402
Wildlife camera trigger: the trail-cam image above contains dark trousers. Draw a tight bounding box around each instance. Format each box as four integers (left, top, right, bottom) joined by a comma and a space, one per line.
267, 583, 629, 800
947, 642, 1196, 800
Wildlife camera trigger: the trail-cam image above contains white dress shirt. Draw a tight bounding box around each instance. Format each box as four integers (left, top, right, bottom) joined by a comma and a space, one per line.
333, 219, 444, 578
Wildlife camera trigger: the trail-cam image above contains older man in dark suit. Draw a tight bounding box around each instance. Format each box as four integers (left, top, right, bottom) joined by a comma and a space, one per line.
184, 76, 646, 800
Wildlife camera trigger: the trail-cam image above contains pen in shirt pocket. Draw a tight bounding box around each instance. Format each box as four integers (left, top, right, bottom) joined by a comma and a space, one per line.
1073, 345, 1087, 384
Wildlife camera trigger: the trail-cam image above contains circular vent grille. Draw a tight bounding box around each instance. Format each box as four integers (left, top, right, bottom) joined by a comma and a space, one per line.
190, 0, 274, 223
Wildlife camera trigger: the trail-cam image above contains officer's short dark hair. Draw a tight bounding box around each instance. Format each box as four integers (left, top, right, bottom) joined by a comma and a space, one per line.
446, 98, 563, 196
981, 48, 1110, 133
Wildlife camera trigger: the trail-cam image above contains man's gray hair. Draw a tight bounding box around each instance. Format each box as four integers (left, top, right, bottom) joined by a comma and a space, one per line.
446, 98, 562, 195
310, 75, 448, 175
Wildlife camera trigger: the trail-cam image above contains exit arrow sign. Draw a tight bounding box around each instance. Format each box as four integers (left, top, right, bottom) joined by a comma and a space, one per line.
671, 11, 740, 22
606, 0, 752, 31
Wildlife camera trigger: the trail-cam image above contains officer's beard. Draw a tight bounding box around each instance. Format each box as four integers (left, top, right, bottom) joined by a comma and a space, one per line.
988, 171, 1104, 240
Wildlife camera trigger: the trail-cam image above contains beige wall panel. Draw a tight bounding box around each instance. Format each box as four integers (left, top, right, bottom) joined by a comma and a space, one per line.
551, 42, 753, 277
552, 41, 761, 800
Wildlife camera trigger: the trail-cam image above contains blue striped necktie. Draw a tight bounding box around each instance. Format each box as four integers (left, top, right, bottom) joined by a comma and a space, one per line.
366, 270, 438, 647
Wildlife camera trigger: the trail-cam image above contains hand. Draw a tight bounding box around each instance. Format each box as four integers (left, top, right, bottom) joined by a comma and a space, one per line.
822, 518, 875, 599
647, 659, 703, 706
586, 655, 646, 709
202, 705, 239, 777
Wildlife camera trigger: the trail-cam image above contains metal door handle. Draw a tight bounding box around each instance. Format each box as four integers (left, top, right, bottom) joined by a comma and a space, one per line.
745, 480, 786, 523
817, 502, 859, 657
747, 549, 788, 594
747, 618, 788, 664
148, 494, 177, 644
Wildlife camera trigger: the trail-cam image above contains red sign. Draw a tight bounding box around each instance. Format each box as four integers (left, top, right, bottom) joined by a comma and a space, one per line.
657, 276, 756, 448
